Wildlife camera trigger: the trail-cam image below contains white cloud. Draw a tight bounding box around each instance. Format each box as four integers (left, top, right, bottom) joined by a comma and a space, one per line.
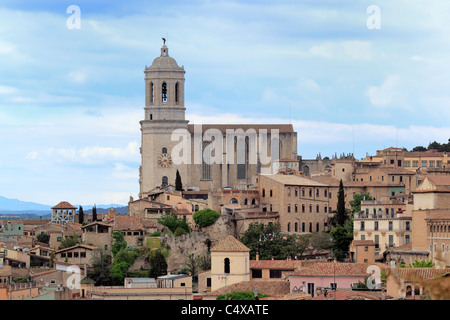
27, 141, 139, 165
0, 85, 18, 94
68, 71, 87, 84
366, 75, 400, 107
310, 41, 373, 60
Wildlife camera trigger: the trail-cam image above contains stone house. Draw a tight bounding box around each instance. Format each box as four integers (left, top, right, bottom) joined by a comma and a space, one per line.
349, 240, 375, 264
54, 244, 99, 267
289, 262, 371, 298
385, 267, 450, 299
81, 222, 114, 255
258, 174, 331, 234
113, 215, 156, 247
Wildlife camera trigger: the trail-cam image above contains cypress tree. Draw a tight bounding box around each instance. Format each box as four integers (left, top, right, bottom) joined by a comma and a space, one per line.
336, 179, 347, 226
92, 204, 97, 222
79, 205, 84, 224
175, 169, 183, 191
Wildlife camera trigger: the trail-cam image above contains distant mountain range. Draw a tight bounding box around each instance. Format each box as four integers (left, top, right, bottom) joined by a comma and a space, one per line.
0, 195, 127, 215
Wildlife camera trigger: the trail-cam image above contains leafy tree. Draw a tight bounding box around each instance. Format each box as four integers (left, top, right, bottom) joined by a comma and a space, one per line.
400, 259, 434, 268
241, 222, 307, 260
349, 193, 372, 214
158, 212, 190, 234
193, 208, 220, 227
36, 232, 50, 244
175, 169, 183, 191
88, 254, 113, 286
112, 231, 127, 257
78, 205, 84, 224
308, 232, 333, 256
329, 221, 353, 261
92, 204, 97, 222
149, 250, 168, 279
412, 146, 427, 152
174, 227, 188, 237
58, 233, 81, 250
110, 248, 138, 285
185, 253, 200, 282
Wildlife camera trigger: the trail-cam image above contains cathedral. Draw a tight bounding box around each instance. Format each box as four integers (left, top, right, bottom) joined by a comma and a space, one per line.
138, 42, 298, 197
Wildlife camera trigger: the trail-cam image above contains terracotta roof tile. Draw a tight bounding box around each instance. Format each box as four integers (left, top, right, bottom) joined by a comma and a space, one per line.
113, 215, 151, 231
387, 268, 450, 281
210, 236, 250, 252
291, 262, 370, 277
312, 288, 388, 300
51, 201, 77, 209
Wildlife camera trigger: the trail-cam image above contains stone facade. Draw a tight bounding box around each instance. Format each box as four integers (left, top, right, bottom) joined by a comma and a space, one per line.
258, 174, 331, 234
139, 43, 298, 197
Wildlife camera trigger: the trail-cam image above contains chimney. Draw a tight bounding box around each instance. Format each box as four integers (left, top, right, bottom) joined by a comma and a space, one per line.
256, 253, 259, 261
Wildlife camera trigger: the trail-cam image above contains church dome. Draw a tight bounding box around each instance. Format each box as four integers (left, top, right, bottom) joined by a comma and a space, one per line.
146, 44, 184, 72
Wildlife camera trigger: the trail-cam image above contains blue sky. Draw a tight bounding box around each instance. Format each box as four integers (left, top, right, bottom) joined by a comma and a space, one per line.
1, 0, 450, 206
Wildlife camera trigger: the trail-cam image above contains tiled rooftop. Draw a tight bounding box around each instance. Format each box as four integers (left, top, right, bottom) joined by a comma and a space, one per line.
210, 236, 250, 253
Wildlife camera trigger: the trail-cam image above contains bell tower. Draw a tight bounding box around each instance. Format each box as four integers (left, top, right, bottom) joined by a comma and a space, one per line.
139, 40, 189, 196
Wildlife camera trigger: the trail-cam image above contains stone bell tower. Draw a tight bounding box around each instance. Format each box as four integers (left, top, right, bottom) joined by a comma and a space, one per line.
139, 40, 189, 196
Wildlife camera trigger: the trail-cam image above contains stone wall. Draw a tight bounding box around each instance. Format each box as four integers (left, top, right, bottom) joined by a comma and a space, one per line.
163, 215, 236, 272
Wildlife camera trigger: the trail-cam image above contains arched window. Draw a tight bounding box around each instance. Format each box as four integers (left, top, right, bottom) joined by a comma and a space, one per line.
262, 189, 266, 197
244, 199, 249, 205
195, 205, 199, 212
162, 147, 167, 154
150, 82, 154, 104
295, 204, 298, 213
162, 82, 167, 104
252, 199, 257, 205
287, 223, 291, 232
162, 176, 168, 186
287, 204, 291, 213
230, 198, 238, 204
302, 222, 305, 232
406, 285, 413, 296
175, 82, 179, 104
309, 222, 312, 232
316, 223, 320, 232
224, 258, 230, 274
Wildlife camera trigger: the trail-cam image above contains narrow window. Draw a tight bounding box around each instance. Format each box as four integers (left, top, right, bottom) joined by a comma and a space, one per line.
224, 258, 230, 274
175, 82, 179, 104
162, 176, 168, 186
162, 82, 167, 104
150, 82, 154, 104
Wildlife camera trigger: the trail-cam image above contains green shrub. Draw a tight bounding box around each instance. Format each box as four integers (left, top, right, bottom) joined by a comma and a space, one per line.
150, 231, 161, 237
193, 208, 220, 227
174, 227, 188, 237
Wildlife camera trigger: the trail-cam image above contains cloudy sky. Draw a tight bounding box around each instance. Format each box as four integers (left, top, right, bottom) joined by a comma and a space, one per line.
1, 0, 450, 206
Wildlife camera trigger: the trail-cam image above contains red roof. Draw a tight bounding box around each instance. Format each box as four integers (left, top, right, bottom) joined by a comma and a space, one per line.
291, 262, 370, 277
52, 201, 76, 209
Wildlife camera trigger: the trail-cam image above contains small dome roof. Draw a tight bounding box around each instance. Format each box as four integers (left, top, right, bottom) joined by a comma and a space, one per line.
146, 44, 184, 72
